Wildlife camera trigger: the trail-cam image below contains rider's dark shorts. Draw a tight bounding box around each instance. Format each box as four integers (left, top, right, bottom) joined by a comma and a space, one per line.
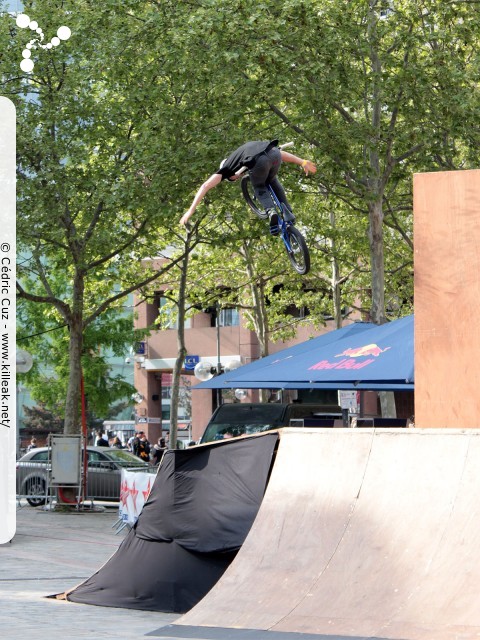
249, 147, 290, 210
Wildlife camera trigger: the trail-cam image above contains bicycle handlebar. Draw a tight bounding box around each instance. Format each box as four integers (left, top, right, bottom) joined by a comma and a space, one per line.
234, 141, 294, 177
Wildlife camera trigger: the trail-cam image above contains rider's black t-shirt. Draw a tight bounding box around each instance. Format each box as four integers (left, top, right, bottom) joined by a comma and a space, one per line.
215, 140, 279, 181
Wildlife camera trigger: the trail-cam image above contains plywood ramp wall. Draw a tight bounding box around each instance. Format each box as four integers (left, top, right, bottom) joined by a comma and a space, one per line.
414, 169, 480, 427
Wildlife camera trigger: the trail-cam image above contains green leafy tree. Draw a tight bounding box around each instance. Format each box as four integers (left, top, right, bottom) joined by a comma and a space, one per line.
17, 299, 138, 420
22, 402, 64, 435
1, 1, 198, 433
159, 0, 479, 322
255, 0, 480, 321
4, 0, 479, 436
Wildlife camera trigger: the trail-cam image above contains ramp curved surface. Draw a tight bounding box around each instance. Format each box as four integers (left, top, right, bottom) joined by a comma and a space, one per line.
176, 428, 480, 639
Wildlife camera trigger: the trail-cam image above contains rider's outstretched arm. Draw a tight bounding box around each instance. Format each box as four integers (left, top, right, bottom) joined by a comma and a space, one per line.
280, 150, 317, 176
180, 173, 223, 225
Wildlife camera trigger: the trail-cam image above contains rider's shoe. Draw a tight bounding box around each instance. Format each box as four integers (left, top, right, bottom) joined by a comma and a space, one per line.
267, 209, 279, 236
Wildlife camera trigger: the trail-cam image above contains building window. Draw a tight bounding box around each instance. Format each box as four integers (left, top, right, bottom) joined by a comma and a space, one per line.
285, 303, 309, 320
218, 308, 240, 327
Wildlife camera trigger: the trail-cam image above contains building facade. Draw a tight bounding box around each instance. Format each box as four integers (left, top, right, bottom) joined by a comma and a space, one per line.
132, 289, 379, 444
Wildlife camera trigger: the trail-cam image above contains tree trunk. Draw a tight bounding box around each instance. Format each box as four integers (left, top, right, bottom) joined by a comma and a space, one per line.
170, 345, 186, 449
169, 244, 190, 449
241, 241, 269, 358
366, 3, 386, 326
240, 241, 270, 402
251, 278, 270, 403
64, 273, 85, 434
368, 198, 386, 325
329, 210, 343, 329
251, 278, 269, 358
64, 315, 83, 434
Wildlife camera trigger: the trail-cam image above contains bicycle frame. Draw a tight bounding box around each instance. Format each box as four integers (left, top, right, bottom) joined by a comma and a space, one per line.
240, 168, 310, 275
267, 184, 294, 253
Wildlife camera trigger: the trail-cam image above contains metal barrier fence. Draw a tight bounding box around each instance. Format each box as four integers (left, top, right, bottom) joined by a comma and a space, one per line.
16, 458, 157, 507
16, 464, 52, 507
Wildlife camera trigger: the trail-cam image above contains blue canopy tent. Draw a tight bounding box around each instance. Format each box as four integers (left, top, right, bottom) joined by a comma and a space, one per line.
195, 315, 414, 391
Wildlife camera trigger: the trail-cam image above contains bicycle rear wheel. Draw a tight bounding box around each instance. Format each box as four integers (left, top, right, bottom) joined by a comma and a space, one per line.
241, 175, 268, 219
285, 226, 310, 275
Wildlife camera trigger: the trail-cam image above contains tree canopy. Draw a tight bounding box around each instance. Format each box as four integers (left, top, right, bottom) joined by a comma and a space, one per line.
2, 0, 479, 433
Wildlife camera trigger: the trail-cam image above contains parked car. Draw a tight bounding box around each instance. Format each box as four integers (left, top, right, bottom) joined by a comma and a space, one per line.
16, 446, 152, 507
200, 403, 343, 443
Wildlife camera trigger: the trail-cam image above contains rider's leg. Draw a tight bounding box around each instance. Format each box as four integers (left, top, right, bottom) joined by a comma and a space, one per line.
249, 153, 276, 209
249, 152, 280, 235
269, 177, 295, 222
263, 148, 295, 223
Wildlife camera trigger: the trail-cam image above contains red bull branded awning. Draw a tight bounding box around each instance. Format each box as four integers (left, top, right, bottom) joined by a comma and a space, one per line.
195, 315, 414, 391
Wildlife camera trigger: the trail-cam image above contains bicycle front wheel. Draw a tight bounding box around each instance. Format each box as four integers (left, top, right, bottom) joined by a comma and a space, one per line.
241, 175, 268, 220
285, 226, 311, 275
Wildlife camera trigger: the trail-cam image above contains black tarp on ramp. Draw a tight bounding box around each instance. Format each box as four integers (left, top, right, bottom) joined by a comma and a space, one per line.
63, 432, 278, 613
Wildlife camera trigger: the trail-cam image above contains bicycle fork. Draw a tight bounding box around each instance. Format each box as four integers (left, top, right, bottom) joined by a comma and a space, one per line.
267, 187, 294, 252
280, 220, 295, 253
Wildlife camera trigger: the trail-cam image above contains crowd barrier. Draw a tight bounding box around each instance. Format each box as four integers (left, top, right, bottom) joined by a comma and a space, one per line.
17, 458, 157, 508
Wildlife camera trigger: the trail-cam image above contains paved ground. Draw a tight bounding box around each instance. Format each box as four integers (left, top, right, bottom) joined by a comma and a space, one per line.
0, 500, 387, 640
1, 505, 341, 640
0, 502, 182, 640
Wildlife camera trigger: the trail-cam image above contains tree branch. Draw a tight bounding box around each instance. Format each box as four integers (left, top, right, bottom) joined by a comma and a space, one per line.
16, 280, 71, 321
84, 217, 149, 271
393, 143, 425, 164
83, 235, 203, 327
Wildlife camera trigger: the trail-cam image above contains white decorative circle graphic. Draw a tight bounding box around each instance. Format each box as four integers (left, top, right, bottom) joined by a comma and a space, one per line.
20, 58, 34, 73
57, 26, 71, 41
16, 14, 30, 29
14, 14, 72, 74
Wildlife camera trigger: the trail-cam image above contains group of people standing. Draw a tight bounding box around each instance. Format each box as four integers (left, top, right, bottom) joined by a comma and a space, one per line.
94, 429, 167, 465
129, 431, 168, 466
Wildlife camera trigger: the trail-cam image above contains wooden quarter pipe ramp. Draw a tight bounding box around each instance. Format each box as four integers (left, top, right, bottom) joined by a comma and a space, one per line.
173, 428, 480, 640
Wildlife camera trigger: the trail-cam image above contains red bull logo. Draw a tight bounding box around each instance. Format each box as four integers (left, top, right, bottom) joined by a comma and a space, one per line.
335, 343, 391, 358
308, 343, 391, 371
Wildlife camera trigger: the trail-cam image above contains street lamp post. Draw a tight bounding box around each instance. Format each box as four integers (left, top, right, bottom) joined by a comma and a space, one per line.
193, 303, 242, 408
215, 302, 222, 408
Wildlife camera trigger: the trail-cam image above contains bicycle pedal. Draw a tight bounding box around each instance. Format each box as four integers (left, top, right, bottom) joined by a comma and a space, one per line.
269, 226, 279, 236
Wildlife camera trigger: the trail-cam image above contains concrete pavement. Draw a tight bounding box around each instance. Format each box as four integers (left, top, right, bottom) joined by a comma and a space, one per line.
0, 502, 181, 640
3, 505, 333, 640
1, 498, 380, 640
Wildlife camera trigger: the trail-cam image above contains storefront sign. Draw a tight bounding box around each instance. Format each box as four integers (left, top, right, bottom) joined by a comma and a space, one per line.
135, 341, 146, 355
184, 354, 200, 370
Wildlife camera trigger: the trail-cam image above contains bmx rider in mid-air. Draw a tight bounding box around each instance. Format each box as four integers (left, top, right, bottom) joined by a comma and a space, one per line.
180, 139, 317, 235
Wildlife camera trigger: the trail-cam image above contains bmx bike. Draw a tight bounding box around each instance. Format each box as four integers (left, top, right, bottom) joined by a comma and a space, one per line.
240, 174, 311, 276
